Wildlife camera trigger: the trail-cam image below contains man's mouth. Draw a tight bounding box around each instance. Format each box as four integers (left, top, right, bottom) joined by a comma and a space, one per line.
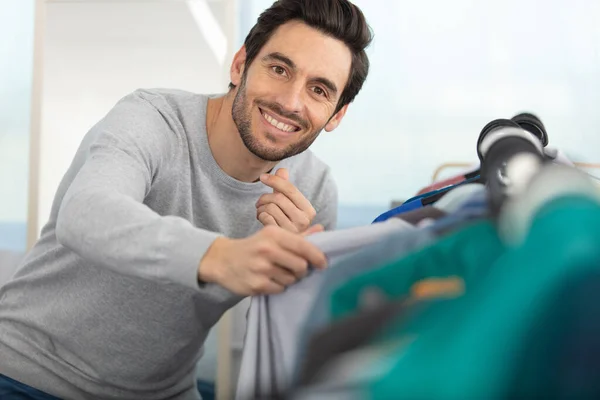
259, 107, 301, 133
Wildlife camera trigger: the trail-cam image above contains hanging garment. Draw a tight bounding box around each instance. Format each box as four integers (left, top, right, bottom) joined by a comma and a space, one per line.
290, 228, 436, 385
329, 220, 504, 320
296, 278, 464, 388
367, 195, 600, 400
234, 219, 417, 400
305, 164, 600, 399
287, 192, 600, 399
291, 187, 488, 382
237, 187, 491, 400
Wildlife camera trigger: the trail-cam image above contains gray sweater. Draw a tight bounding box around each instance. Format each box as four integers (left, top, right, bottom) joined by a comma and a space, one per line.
0, 89, 337, 400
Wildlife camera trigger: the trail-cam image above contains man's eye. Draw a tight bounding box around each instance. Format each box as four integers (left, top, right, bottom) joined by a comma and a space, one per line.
272, 66, 287, 76
313, 87, 326, 97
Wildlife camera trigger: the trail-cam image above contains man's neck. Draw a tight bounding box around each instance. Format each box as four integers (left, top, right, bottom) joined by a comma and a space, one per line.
205, 93, 277, 183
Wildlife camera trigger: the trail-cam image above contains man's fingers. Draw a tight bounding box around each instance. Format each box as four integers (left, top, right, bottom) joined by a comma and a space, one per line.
257, 205, 297, 232
258, 279, 286, 295
264, 246, 309, 278
256, 193, 306, 222
275, 168, 289, 180
277, 232, 328, 270
260, 174, 296, 196
302, 224, 325, 236
258, 212, 277, 227
270, 267, 299, 287
259, 174, 314, 214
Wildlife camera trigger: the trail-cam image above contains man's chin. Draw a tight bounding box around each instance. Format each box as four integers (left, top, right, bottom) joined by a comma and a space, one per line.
250, 149, 287, 163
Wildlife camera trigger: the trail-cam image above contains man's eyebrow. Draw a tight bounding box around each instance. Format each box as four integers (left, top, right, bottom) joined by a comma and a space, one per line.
313, 77, 338, 96
262, 52, 296, 70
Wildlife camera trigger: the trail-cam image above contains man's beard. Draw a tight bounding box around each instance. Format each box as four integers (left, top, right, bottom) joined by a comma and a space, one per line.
231, 75, 323, 162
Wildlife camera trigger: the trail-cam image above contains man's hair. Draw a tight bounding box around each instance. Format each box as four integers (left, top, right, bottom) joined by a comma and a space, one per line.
231, 0, 373, 115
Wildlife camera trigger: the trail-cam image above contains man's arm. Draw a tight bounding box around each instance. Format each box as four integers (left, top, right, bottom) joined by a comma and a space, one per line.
55, 91, 219, 291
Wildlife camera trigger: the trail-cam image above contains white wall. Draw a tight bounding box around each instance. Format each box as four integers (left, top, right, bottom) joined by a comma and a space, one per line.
39, 1, 229, 231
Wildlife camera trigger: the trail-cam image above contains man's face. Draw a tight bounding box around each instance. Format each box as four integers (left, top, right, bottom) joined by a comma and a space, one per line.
231, 21, 352, 162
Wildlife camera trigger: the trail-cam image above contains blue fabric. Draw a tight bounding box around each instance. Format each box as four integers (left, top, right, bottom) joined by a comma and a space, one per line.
0, 374, 61, 400
372, 199, 423, 223
373, 176, 482, 224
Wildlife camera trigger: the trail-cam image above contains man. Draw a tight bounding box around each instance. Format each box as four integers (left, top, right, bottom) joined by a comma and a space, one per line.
0, 0, 372, 398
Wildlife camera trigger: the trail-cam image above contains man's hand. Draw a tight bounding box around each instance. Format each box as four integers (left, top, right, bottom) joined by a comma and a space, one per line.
256, 168, 317, 233
198, 225, 328, 296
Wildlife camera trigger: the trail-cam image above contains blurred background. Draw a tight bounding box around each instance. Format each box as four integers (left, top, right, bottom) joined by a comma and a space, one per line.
2, 0, 600, 398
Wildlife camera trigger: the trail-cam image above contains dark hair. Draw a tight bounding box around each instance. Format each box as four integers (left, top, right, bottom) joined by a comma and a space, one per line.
231, 0, 373, 115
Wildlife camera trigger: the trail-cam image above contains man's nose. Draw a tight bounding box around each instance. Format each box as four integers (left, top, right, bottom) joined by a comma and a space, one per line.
276, 80, 305, 115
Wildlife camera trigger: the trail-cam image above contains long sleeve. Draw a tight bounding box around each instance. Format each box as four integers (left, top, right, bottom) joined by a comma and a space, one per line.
55, 91, 219, 291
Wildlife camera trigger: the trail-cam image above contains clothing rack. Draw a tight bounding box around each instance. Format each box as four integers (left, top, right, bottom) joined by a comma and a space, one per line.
431, 161, 600, 183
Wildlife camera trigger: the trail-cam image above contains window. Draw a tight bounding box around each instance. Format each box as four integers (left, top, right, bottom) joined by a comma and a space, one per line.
0, 0, 36, 252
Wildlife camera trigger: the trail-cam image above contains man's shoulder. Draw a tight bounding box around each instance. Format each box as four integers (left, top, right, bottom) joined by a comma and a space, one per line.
286, 150, 331, 178
124, 88, 211, 111
284, 150, 337, 198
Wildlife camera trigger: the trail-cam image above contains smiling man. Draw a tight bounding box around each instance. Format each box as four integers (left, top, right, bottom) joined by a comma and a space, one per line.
0, 0, 372, 399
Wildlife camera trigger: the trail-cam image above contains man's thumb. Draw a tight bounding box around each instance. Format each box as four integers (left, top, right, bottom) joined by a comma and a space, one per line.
302, 224, 325, 236
275, 168, 289, 180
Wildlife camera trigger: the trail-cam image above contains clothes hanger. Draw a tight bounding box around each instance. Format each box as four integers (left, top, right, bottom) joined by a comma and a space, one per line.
422, 113, 550, 208
477, 119, 546, 216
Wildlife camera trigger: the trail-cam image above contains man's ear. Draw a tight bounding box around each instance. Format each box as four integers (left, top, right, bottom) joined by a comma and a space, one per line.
230, 46, 247, 87
325, 104, 349, 132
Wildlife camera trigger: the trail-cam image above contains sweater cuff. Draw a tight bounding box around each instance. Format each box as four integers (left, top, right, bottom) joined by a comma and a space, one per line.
161, 221, 223, 291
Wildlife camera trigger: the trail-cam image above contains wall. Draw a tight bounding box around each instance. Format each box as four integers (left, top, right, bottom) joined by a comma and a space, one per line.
38, 0, 230, 231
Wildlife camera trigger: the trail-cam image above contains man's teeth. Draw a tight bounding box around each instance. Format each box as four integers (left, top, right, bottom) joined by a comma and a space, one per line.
263, 112, 297, 133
